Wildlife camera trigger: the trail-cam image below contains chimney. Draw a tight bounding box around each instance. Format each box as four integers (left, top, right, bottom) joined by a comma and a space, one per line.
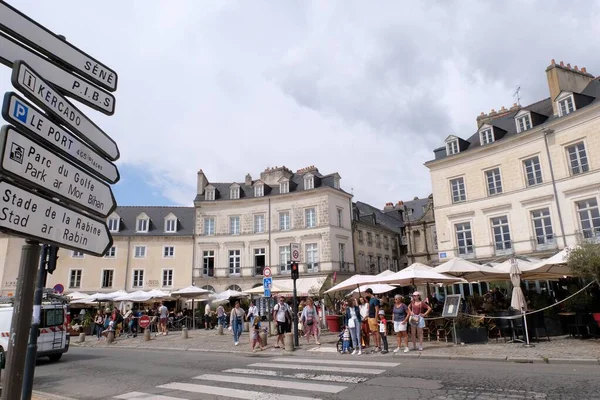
245, 173, 252, 186
546, 59, 595, 115
197, 169, 208, 195
396, 201, 404, 207
383, 202, 394, 211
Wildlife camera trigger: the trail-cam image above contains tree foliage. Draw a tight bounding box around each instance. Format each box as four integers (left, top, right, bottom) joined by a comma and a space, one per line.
567, 243, 600, 282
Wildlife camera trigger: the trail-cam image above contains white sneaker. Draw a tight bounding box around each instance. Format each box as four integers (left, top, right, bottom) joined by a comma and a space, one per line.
393, 347, 400, 353
351, 349, 357, 355
357, 350, 362, 355
234, 342, 239, 346
403, 347, 409, 353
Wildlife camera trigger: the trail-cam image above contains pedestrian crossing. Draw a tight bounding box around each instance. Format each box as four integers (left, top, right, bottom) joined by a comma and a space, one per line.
113, 357, 400, 400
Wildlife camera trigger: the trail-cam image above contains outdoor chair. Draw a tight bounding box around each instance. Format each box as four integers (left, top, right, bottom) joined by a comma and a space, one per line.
508, 309, 526, 342
493, 311, 512, 342
530, 311, 550, 342
567, 313, 589, 337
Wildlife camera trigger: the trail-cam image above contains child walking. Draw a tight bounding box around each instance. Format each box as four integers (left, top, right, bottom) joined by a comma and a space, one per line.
251, 317, 266, 352
378, 310, 389, 354
341, 326, 351, 354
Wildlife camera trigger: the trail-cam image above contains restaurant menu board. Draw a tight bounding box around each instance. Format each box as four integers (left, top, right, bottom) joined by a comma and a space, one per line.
442, 294, 462, 318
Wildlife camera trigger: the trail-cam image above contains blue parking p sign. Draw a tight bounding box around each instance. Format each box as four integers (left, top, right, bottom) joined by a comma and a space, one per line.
263, 277, 272, 297
264, 289, 271, 297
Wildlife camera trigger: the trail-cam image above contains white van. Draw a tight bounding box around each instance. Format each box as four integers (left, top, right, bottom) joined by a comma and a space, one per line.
0, 293, 70, 362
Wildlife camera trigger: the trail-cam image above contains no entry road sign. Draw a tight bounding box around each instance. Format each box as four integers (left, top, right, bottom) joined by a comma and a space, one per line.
0, 126, 116, 218
0, 1, 118, 92
11, 61, 119, 161
0, 32, 115, 115
0, 179, 112, 256
138, 315, 150, 329
2, 92, 119, 184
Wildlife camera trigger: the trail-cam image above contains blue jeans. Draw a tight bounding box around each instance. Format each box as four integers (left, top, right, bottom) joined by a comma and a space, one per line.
218, 315, 225, 327
348, 320, 361, 350
232, 318, 243, 343
96, 324, 103, 339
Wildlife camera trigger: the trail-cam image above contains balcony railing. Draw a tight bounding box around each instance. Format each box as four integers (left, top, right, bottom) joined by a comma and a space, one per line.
576, 228, 600, 244
494, 241, 513, 256
532, 235, 557, 252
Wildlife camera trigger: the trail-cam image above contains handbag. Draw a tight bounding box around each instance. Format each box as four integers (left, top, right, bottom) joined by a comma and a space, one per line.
348, 318, 356, 328
410, 315, 420, 325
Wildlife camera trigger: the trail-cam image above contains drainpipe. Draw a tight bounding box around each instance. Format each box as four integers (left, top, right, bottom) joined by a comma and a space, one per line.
543, 128, 568, 248
124, 236, 131, 290
423, 221, 431, 262
191, 233, 196, 287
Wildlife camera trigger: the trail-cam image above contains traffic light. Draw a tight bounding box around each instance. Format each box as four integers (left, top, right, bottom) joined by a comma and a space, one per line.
46, 245, 59, 274
291, 262, 299, 280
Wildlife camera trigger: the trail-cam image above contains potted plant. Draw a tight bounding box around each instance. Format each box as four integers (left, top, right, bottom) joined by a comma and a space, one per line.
455, 314, 488, 344
566, 243, 600, 327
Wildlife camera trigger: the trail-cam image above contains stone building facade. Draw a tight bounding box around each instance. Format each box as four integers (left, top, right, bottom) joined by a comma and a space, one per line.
0, 206, 196, 295
427, 60, 600, 264
352, 202, 404, 274
193, 166, 354, 293
384, 196, 439, 265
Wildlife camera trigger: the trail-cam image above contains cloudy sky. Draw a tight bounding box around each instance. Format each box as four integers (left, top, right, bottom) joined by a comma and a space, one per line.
1, 0, 599, 208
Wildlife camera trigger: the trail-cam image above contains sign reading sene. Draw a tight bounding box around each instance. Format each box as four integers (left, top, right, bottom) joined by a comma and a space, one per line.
2, 92, 119, 184
0, 126, 116, 218
0, 0, 118, 92
0, 179, 112, 256
0, 33, 115, 115
11, 61, 119, 161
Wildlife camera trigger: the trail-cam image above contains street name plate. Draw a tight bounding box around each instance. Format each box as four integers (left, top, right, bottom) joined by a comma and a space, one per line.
2, 92, 119, 183
0, 1, 117, 91
11, 61, 119, 161
0, 126, 116, 218
0, 32, 115, 115
0, 179, 112, 256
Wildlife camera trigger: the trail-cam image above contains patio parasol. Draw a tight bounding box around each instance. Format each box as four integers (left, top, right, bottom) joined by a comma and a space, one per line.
433, 257, 508, 282
172, 286, 213, 329
525, 246, 577, 277
361, 263, 464, 287
509, 257, 532, 347
324, 274, 378, 294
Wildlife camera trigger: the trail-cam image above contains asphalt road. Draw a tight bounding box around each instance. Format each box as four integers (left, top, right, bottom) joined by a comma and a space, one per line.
31, 347, 600, 400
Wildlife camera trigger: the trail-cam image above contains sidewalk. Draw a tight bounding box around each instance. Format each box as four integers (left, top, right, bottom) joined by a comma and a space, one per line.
71, 328, 600, 365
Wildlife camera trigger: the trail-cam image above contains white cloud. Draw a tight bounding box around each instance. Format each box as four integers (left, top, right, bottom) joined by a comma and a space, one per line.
2, 0, 600, 208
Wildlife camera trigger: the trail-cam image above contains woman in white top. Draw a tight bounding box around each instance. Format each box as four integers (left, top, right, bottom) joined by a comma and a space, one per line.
247, 301, 258, 329
300, 297, 321, 345
359, 297, 370, 348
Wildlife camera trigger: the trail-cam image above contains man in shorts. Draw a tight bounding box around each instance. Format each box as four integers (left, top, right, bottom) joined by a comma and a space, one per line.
365, 288, 381, 352
273, 296, 290, 348
158, 302, 168, 336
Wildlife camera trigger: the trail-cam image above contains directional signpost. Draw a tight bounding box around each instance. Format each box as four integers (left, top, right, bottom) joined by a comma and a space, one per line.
2, 92, 119, 183
0, 126, 117, 218
0, 3, 120, 399
290, 243, 301, 347
263, 276, 272, 298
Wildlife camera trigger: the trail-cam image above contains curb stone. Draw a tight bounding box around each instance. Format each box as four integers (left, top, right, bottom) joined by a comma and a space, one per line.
546, 358, 600, 365
32, 391, 79, 400
506, 357, 545, 363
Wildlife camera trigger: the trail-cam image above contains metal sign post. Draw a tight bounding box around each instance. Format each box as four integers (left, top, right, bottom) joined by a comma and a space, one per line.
442, 294, 462, 345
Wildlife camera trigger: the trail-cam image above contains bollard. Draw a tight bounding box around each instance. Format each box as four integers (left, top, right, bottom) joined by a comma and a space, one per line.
78, 333, 85, 343
107, 331, 114, 344
243, 322, 249, 333
270, 321, 277, 336
181, 327, 188, 339
284, 332, 294, 352
218, 323, 224, 335
144, 328, 151, 341
259, 330, 267, 347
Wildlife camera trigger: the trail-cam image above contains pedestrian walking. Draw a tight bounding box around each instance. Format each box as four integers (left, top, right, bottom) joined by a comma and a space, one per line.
247, 301, 258, 328
392, 294, 410, 353
230, 301, 245, 346
344, 297, 362, 355
365, 288, 381, 353
158, 302, 168, 336
251, 316, 266, 352
94, 310, 104, 341
273, 296, 292, 348
359, 297, 370, 348
378, 310, 389, 354
408, 291, 431, 351
216, 304, 225, 328
300, 297, 321, 345
204, 302, 212, 330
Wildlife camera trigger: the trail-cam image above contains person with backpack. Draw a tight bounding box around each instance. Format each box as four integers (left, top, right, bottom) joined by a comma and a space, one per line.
273, 296, 292, 348
300, 297, 321, 345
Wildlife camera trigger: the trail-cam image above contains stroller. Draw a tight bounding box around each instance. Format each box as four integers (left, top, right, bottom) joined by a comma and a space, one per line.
336, 330, 354, 353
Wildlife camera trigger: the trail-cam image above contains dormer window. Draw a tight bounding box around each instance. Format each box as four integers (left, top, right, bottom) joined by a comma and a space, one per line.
304, 174, 314, 190
480, 128, 494, 145
280, 181, 289, 194
516, 113, 532, 133
107, 216, 120, 232
333, 177, 340, 189
558, 94, 575, 116
205, 188, 215, 201
446, 139, 459, 155
136, 215, 149, 233
254, 184, 264, 197
165, 217, 177, 233
230, 185, 240, 200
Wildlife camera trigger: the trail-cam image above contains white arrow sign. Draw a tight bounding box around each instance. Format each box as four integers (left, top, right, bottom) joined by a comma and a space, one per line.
2, 92, 119, 184
0, 180, 112, 256
11, 61, 119, 161
0, 32, 115, 115
0, 126, 116, 218
0, 1, 117, 92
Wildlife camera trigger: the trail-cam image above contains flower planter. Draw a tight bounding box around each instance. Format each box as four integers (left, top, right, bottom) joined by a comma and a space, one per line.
457, 327, 488, 344
593, 313, 600, 328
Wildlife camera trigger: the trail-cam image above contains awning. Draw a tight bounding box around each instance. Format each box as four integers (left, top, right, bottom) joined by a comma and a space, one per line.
271, 276, 328, 297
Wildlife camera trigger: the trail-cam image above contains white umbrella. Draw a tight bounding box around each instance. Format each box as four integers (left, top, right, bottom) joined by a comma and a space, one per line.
362, 266, 464, 287
324, 274, 376, 294
402, 262, 432, 271
434, 257, 508, 282
172, 286, 213, 329
212, 289, 249, 300
114, 290, 153, 302
526, 246, 577, 277
351, 283, 396, 295
243, 283, 289, 295
509, 258, 533, 346
90, 290, 128, 302
495, 257, 566, 280
66, 292, 90, 301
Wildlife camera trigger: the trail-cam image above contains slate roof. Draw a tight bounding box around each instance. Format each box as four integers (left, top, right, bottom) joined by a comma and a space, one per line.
399, 197, 432, 222
195, 171, 344, 202
354, 201, 403, 234
110, 206, 195, 236
431, 77, 600, 161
